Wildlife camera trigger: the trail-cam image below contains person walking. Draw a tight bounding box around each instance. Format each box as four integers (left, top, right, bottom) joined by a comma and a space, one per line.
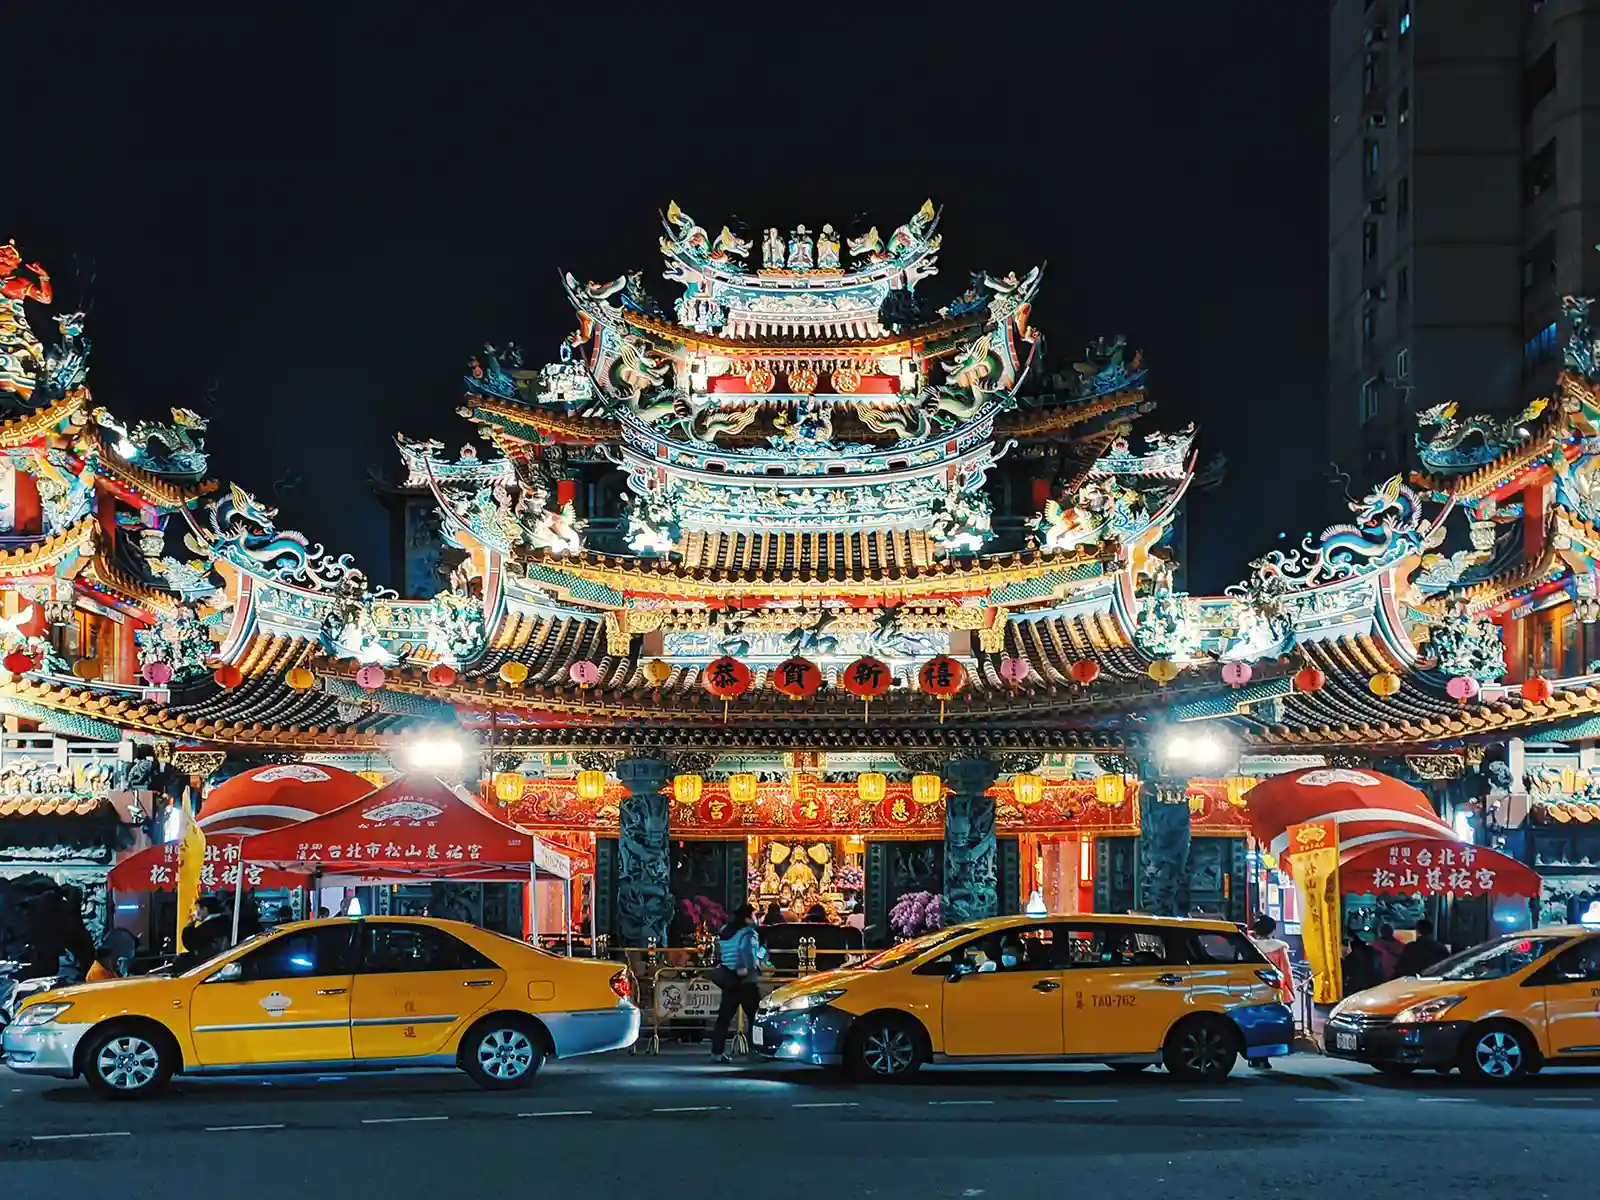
710, 904, 764, 1063
1393, 919, 1450, 977
1246, 915, 1295, 1070
1369, 923, 1406, 981
1342, 932, 1380, 996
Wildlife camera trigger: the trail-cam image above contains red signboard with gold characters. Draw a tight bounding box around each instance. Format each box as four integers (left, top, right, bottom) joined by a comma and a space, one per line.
504, 777, 1252, 838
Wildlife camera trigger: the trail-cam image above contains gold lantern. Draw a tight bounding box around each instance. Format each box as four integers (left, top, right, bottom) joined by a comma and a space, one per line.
1369, 671, 1402, 697
643, 659, 672, 687
1012, 773, 1045, 807
674, 773, 703, 807
576, 769, 607, 802
285, 666, 315, 691
728, 773, 759, 806
911, 773, 944, 807
1148, 659, 1181, 685
499, 660, 529, 685
493, 771, 526, 804
1095, 773, 1126, 807
857, 772, 887, 804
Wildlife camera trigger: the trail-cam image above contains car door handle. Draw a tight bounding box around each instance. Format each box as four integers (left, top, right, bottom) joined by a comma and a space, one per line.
1032, 979, 1061, 993
463, 979, 495, 988
316, 988, 347, 996
1156, 974, 1184, 986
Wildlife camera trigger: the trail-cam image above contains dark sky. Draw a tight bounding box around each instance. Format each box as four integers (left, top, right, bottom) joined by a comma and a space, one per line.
11, 5, 1328, 595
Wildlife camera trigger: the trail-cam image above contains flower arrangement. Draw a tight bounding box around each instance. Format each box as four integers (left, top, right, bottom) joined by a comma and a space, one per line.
834, 865, 864, 891
679, 895, 728, 935
889, 890, 942, 939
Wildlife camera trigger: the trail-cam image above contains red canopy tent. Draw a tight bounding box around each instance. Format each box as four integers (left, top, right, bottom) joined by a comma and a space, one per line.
1339, 837, 1541, 900
108, 835, 309, 893
1246, 767, 1454, 857
239, 774, 586, 950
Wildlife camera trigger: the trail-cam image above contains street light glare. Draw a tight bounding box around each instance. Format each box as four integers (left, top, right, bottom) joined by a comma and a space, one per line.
1190, 737, 1221, 765
406, 737, 464, 771
1166, 736, 1192, 759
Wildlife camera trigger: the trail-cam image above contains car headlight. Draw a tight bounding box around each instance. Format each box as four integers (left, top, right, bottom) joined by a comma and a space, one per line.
1328, 999, 1350, 1022
777, 989, 845, 1013
13, 1001, 72, 1027
1394, 995, 1465, 1023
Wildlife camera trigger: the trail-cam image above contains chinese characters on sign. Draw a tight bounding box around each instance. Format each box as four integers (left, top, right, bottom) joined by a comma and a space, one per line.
1365, 841, 1496, 897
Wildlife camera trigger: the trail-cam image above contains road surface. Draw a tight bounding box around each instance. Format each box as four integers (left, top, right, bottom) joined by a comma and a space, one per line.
2, 1053, 1594, 1198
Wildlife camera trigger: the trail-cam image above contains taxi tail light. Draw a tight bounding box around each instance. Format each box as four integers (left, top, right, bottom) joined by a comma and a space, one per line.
1255, 968, 1282, 989
609, 969, 634, 1001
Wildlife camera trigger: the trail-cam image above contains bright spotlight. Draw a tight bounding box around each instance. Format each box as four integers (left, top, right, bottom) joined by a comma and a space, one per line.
406, 737, 464, 772
1190, 737, 1221, 766
1165, 736, 1192, 759
114, 438, 137, 459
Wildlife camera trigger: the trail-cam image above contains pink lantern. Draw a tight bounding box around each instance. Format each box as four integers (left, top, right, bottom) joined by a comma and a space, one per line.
569, 660, 600, 687
998, 657, 1031, 684
1445, 675, 1481, 702
141, 661, 174, 686
355, 664, 386, 691
1220, 661, 1253, 688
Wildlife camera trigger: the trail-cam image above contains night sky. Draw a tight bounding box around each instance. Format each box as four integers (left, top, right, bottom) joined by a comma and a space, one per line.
12, 6, 1328, 594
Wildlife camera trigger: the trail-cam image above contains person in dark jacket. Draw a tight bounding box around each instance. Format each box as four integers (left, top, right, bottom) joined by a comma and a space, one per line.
1393, 919, 1450, 977
802, 903, 829, 924
180, 897, 231, 966
710, 904, 765, 1062
1342, 933, 1380, 995
1369, 923, 1406, 981
762, 902, 785, 926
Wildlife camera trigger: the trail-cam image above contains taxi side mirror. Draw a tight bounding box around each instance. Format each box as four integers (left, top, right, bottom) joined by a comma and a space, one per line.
946, 963, 972, 983
205, 961, 243, 984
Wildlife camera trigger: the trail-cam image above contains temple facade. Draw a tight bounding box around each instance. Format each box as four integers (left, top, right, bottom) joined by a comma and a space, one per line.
4, 215, 1600, 948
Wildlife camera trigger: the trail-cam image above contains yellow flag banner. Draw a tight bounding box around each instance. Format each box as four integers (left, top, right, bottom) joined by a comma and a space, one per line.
1284, 819, 1342, 1005
174, 807, 208, 931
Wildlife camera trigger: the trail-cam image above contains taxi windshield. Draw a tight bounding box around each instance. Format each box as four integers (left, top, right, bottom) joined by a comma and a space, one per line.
861, 926, 979, 970
1427, 934, 1569, 981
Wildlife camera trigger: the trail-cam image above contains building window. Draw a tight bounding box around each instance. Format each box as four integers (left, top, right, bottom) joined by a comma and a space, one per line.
1523, 320, 1559, 376
1362, 309, 1378, 343
1363, 53, 1380, 97
1522, 232, 1556, 293
1362, 221, 1379, 262
1523, 46, 1556, 117
1364, 138, 1381, 180
1398, 6, 1411, 37
1397, 87, 1410, 125
1396, 347, 1410, 379
1397, 265, 1409, 300
1360, 377, 1381, 424
1397, 176, 1410, 225
1524, 138, 1557, 203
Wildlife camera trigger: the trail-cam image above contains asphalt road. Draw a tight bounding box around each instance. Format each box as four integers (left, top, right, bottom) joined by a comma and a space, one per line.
3, 1054, 1596, 1199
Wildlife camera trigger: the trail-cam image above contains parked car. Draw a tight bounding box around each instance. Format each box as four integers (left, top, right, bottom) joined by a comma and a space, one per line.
1324, 926, 1600, 1083
753, 913, 1292, 1080
2, 916, 637, 1098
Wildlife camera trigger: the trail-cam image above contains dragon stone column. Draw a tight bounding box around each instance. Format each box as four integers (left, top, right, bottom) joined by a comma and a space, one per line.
1138, 781, 1193, 916
615, 755, 673, 948
942, 755, 1000, 923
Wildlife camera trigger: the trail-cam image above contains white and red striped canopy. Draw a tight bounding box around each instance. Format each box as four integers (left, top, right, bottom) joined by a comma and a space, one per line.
1246, 767, 1452, 858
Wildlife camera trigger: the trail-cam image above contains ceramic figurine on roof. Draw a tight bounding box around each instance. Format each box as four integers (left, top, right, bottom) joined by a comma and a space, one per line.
0, 242, 52, 406
95, 407, 211, 481
1414, 398, 1547, 472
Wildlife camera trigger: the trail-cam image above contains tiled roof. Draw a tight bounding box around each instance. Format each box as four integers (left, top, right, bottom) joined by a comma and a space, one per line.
677, 529, 938, 575
0, 389, 89, 447
0, 518, 95, 576
0, 795, 113, 818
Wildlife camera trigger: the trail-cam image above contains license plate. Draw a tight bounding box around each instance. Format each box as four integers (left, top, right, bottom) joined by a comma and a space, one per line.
751, 1025, 764, 1046
1333, 1031, 1357, 1051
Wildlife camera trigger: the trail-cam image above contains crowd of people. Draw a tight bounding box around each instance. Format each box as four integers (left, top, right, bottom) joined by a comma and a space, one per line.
1341, 920, 1450, 994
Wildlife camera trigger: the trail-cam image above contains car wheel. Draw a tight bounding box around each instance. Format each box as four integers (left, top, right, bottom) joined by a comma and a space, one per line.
847, 1015, 923, 1081
1373, 1063, 1416, 1078
462, 1018, 546, 1090
82, 1023, 174, 1100
1162, 1017, 1238, 1082
1108, 1063, 1152, 1075
1459, 1022, 1536, 1084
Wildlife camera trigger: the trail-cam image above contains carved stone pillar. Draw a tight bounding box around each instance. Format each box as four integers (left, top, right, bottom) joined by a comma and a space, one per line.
1138, 781, 1192, 916
615, 755, 673, 948
942, 756, 1000, 923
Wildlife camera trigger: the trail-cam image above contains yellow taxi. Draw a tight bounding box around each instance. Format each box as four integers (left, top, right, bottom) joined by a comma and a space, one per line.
1324, 925, 1600, 1083
753, 913, 1292, 1080
1, 916, 638, 1098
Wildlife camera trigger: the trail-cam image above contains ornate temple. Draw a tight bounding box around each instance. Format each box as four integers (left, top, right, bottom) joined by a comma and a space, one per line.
4, 213, 1600, 949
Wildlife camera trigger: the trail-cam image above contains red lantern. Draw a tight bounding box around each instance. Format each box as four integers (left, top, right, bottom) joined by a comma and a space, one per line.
841, 656, 893, 724
1070, 659, 1101, 686
213, 664, 243, 689
1292, 667, 1326, 693
703, 655, 751, 722
427, 663, 457, 687
772, 657, 822, 701
918, 655, 966, 723
3, 651, 37, 675
1522, 676, 1554, 703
